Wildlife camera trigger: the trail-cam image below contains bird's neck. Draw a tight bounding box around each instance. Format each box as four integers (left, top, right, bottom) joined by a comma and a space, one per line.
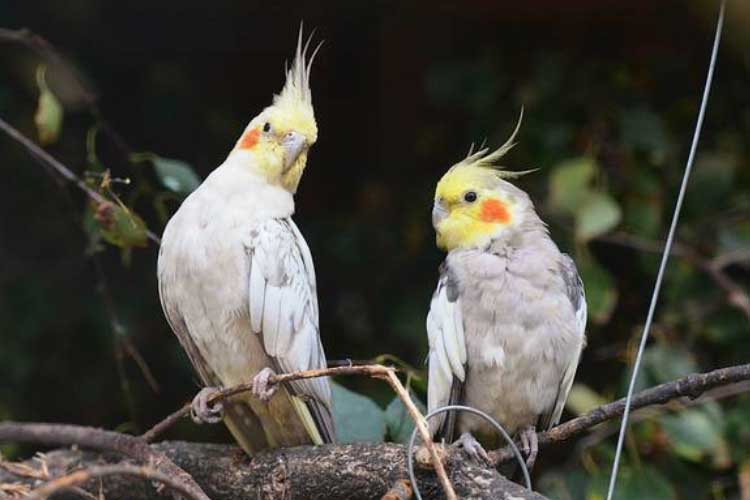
200, 157, 296, 219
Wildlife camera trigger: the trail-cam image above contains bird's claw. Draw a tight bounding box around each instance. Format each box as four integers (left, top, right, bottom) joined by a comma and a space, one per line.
252, 367, 279, 402
453, 432, 491, 465
190, 387, 224, 424
518, 426, 538, 471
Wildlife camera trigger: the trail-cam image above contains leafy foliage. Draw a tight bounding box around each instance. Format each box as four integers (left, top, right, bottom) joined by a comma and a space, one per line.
0, 4, 748, 498
33, 66, 63, 145
332, 382, 387, 443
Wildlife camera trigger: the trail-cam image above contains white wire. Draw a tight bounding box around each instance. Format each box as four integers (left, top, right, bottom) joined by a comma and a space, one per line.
606, 1, 726, 498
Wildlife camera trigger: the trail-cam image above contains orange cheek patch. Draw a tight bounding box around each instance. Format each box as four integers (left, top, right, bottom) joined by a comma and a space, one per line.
479, 199, 511, 224
238, 128, 261, 150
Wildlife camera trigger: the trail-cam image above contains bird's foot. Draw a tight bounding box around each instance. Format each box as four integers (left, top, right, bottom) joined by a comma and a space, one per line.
252, 367, 279, 402
453, 432, 491, 465
190, 387, 224, 424
518, 426, 538, 471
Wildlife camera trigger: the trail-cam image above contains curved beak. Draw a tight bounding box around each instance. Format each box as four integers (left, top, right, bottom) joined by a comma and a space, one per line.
282, 131, 307, 170
432, 199, 448, 228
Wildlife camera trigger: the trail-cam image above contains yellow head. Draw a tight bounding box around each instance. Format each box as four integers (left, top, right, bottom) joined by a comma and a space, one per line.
432, 113, 537, 251
231, 29, 320, 193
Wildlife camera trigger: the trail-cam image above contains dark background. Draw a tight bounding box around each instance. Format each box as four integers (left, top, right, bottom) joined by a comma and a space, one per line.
1, 1, 748, 498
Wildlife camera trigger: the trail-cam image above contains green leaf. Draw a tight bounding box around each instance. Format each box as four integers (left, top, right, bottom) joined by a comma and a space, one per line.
151, 156, 201, 196
588, 467, 676, 500
623, 170, 662, 238
620, 107, 670, 164
577, 252, 617, 325
686, 153, 737, 209
34, 66, 63, 146
95, 203, 148, 250
718, 220, 750, 253
643, 345, 698, 385
661, 408, 724, 462
331, 382, 386, 444
566, 383, 607, 416
549, 157, 596, 215
575, 192, 622, 242
725, 397, 750, 464
385, 390, 426, 443
538, 469, 590, 500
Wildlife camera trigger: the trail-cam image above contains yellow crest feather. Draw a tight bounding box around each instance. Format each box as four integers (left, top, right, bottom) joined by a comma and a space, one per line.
451, 108, 536, 179
273, 25, 321, 124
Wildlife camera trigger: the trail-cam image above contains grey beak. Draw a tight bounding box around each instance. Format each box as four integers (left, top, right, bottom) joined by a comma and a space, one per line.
432, 200, 448, 228
283, 131, 307, 170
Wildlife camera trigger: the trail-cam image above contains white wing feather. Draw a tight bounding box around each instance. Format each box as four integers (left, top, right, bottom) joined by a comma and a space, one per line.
426, 269, 467, 434
245, 218, 334, 441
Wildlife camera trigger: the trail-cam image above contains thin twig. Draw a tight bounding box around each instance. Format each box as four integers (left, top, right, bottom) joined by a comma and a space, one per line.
490, 362, 750, 464
0, 422, 210, 500
0, 116, 161, 245
599, 231, 749, 317
379, 369, 457, 500
142, 364, 457, 500
92, 254, 160, 395
576, 380, 750, 451
24, 464, 203, 500
0, 28, 97, 107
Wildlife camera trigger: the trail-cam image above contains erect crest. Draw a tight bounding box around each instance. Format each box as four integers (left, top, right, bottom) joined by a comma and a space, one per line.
273, 26, 321, 119
452, 108, 536, 179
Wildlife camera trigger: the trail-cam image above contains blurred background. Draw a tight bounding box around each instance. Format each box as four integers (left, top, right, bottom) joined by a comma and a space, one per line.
1, 0, 748, 498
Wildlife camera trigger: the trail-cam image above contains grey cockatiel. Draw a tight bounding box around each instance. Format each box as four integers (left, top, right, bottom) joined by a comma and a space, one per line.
426, 123, 586, 468
157, 32, 335, 454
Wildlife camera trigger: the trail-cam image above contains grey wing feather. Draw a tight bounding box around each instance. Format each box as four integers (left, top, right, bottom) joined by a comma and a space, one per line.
426, 262, 467, 439
540, 253, 587, 430
246, 218, 335, 443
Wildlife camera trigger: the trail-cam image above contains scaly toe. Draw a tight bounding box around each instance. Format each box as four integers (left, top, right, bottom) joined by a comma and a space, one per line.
518, 427, 538, 471
190, 387, 224, 424
252, 367, 279, 402
457, 432, 491, 465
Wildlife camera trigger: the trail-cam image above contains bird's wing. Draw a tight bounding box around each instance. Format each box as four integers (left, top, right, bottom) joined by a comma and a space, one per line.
245, 217, 335, 443
540, 253, 587, 430
426, 261, 467, 441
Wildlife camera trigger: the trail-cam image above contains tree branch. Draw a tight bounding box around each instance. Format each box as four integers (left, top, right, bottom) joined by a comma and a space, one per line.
490, 363, 750, 464
0, 442, 545, 500
0, 116, 161, 245
0, 423, 209, 500
598, 231, 749, 317
24, 464, 204, 500
142, 364, 457, 500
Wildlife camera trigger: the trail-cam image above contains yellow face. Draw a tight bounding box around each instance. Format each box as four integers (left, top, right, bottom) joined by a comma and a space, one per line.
433, 165, 517, 251
234, 104, 318, 193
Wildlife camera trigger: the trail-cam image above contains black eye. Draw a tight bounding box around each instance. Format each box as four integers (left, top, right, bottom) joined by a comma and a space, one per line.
263, 122, 272, 133
464, 191, 478, 203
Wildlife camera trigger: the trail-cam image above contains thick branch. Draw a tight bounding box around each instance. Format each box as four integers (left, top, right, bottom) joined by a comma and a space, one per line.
0, 441, 545, 500
491, 363, 750, 463
0, 422, 209, 500
142, 364, 457, 500
24, 464, 204, 500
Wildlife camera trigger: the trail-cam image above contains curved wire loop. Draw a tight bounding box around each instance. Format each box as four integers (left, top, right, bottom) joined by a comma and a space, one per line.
406, 404, 532, 500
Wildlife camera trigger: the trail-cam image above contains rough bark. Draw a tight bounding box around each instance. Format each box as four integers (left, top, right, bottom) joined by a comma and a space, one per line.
0, 441, 547, 500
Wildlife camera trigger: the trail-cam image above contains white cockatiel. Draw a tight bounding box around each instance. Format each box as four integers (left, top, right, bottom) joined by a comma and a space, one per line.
426, 119, 586, 468
157, 32, 335, 454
